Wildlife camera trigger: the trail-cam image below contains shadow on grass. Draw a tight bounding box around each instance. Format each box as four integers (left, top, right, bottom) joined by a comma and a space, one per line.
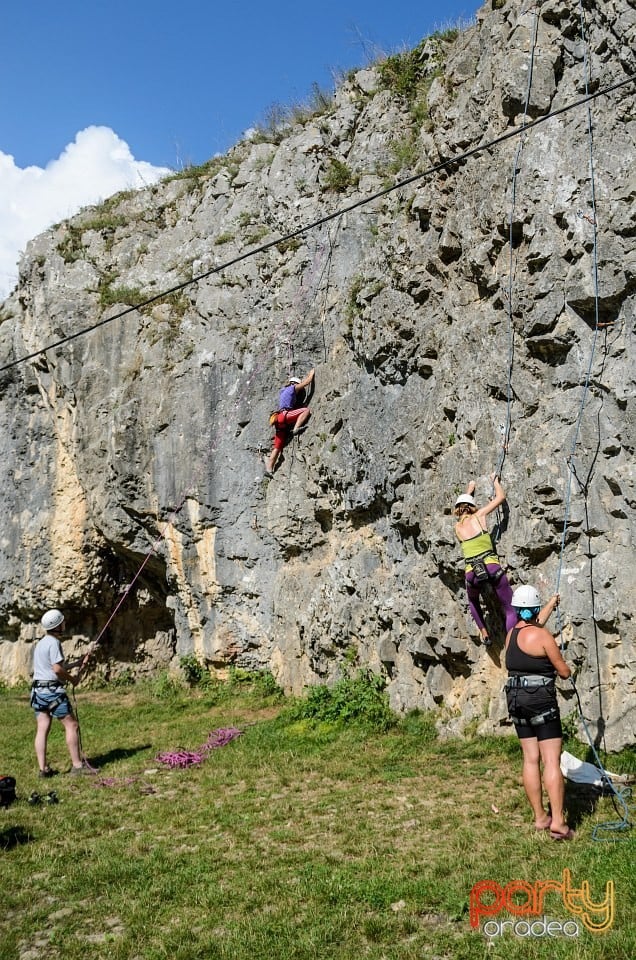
0, 826, 34, 850
86, 744, 153, 768
565, 780, 603, 829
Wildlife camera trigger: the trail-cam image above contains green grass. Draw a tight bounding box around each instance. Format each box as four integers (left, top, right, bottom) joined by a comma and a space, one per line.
324, 158, 357, 193
98, 276, 146, 309
0, 681, 633, 960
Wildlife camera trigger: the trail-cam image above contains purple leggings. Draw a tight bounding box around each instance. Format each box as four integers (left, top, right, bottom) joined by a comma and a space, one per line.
465, 564, 516, 633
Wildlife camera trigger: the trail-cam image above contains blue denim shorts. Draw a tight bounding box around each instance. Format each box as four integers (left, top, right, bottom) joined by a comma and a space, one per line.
31, 687, 73, 719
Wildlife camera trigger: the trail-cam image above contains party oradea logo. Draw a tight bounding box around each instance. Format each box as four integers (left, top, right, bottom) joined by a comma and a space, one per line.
470, 869, 614, 939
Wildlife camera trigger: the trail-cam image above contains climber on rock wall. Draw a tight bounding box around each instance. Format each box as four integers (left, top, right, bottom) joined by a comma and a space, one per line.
264, 367, 315, 478
454, 474, 516, 646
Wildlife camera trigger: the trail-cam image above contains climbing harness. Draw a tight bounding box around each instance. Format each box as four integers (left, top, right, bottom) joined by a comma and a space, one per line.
469, 555, 506, 585
508, 705, 560, 728
507, 703, 560, 728
30, 683, 70, 716
505, 675, 555, 690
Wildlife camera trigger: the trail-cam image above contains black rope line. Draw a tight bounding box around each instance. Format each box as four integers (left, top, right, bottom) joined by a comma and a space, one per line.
1, 74, 633, 376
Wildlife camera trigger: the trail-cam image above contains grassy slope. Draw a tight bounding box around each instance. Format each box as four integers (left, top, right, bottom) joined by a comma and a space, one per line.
0, 682, 633, 960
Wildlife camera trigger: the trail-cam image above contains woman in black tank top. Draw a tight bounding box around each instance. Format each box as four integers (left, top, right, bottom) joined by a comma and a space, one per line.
504, 586, 574, 840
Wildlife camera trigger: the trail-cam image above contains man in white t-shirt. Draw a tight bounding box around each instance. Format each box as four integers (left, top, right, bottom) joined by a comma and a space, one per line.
31, 609, 85, 777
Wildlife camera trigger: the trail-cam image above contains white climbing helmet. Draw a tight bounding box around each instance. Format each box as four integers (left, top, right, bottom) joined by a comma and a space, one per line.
454, 494, 476, 508
41, 609, 65, 631
288, 377, 301, 384
511, 585, 541, 609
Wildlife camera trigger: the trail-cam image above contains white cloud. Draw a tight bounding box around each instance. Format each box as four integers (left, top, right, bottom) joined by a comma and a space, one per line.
0, 126, 171, 299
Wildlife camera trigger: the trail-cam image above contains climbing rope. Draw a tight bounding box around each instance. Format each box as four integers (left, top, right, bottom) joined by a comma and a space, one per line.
554, 5, 604, 630
316, 219, 342, 365
281, 227, 335, 377
569, 677, 634, 841
497, 3, 540, 480
155, 727, 242, 768
276, 227, 337, 510
551, 0, 632, 841
491, 3, 541, 548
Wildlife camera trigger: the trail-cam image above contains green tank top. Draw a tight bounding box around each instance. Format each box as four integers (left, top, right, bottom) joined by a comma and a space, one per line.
460, 529, 498, 568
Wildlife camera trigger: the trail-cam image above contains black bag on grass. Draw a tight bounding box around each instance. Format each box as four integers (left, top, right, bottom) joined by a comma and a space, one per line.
0, 776, 16, 807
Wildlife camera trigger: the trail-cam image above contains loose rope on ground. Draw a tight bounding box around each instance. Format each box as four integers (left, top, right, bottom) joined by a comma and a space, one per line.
155, 728, 242, 768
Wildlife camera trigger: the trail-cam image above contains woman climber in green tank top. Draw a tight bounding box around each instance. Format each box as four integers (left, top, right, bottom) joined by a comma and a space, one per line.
454, 474, 516, 646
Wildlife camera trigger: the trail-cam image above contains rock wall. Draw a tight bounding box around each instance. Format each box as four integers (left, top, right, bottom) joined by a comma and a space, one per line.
0, 0, 634, 748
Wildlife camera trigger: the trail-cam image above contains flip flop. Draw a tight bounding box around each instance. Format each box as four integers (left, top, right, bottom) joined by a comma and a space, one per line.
550, 828, 575, 841
535, 816, 552, 832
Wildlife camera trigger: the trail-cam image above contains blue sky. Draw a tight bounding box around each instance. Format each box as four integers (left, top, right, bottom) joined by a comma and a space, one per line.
4, 0, 479, 168
0, 0, 480, 297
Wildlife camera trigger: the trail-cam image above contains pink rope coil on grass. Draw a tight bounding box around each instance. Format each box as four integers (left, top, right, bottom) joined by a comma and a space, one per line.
155, 727, 242, 768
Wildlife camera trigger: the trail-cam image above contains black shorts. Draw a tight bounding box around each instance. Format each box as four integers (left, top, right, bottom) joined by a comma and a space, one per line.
506, 686, 562, 742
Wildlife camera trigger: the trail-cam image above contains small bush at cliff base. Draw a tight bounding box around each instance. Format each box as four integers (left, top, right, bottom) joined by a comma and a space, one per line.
286, 670, 396, 731
151, 670, 185, 699
179, 654, 208, 687
226, 667, 283, 700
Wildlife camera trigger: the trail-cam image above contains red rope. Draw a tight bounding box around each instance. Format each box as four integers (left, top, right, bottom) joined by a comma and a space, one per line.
155, 727, 242, 768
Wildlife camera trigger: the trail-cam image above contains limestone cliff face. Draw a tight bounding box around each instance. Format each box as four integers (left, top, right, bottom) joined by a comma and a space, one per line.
0, 0, 634, 748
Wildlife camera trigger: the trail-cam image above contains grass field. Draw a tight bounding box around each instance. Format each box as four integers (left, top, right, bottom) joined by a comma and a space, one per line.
0, 672, 633, 960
